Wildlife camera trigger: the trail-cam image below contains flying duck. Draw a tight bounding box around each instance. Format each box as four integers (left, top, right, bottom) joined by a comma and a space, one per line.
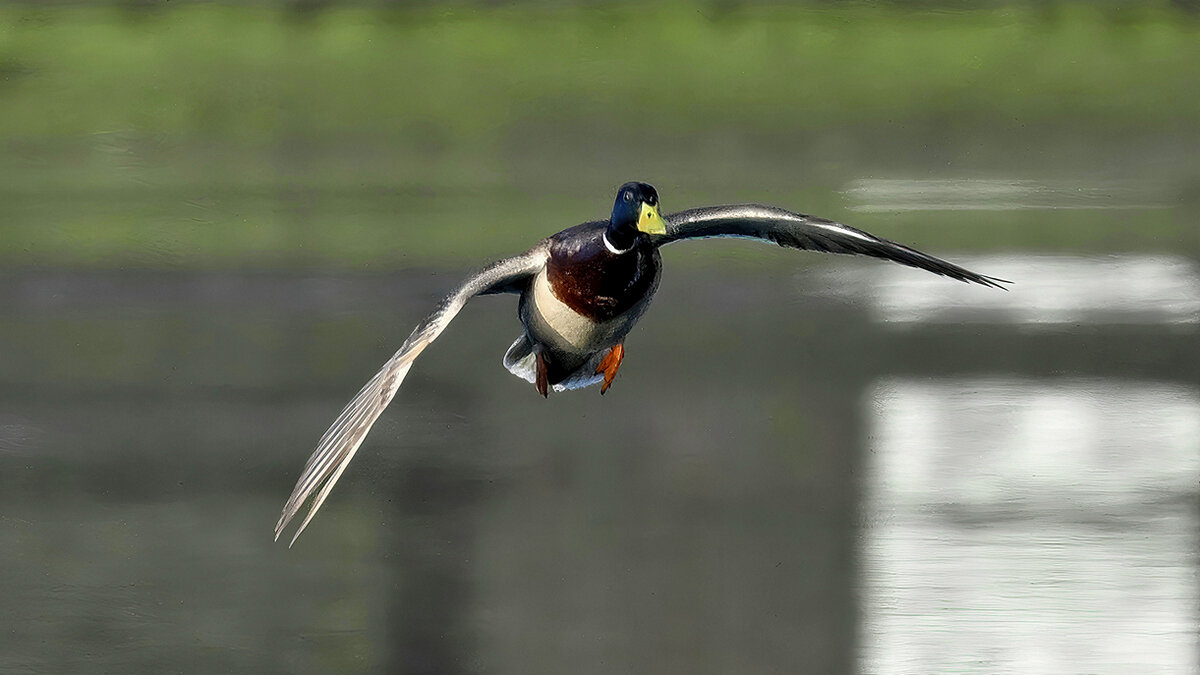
276, 181, 1006, 545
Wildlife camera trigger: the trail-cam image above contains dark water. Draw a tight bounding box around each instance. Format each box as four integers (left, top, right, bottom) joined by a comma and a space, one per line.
2, 245, 1197, 673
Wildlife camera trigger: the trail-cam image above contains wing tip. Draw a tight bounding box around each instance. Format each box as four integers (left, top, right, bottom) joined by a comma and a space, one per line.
274, 508, 294, 545
274, 501, 311, 548
287, 525, 304, 549
971, 274, 1013, 291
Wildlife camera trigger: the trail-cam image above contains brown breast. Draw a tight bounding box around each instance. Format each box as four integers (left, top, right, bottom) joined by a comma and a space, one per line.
545, 224, 660, 322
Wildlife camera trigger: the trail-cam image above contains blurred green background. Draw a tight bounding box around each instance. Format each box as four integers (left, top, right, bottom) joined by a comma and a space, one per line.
2, 3, 1199, 674
4, 0, 1198, 268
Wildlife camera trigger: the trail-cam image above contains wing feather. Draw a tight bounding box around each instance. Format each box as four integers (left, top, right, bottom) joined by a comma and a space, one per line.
275, 247, 547, 546
657, 204, 1008, 288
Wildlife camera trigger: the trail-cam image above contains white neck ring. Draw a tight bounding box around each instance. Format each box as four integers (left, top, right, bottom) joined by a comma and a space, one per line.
602, 232, 631, 255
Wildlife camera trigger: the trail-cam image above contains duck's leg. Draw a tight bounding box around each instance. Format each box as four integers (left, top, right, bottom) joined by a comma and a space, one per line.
535, 350, 549, 398
595, 343, 625, 395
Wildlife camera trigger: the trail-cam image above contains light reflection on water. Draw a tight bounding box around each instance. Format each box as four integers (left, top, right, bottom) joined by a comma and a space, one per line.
820, 254, 1200, 326
843, 179, 1173, 212
861, 378, 1200, 674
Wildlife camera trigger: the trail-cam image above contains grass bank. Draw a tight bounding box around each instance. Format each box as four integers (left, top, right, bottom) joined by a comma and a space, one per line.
2, 3, 1197, 141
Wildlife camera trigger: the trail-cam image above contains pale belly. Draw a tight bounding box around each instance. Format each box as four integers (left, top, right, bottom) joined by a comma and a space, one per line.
521, 268, 651, 360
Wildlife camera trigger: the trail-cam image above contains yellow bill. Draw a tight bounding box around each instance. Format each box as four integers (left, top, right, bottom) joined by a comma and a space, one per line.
637, 202, 667, 235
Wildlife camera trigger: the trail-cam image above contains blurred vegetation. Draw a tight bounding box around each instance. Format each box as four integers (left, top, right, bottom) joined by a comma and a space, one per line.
1, 2, 1198, 268
4, 3, 1198, 140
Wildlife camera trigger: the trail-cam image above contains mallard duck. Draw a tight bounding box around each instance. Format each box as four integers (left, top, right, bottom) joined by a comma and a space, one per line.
276, 181, 1006, 544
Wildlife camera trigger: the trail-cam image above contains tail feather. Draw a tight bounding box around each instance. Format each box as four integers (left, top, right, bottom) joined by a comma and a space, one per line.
551, 352, 606, 392
502, 334, 605, 392
503, 335, 537, 384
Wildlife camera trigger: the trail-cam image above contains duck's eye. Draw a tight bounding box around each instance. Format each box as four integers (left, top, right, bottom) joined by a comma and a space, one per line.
623, 192, 633, 202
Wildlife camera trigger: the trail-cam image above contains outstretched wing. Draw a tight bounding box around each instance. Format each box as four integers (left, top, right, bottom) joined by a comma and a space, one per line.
275, 247, 548, 546
656, 204, 1008, 288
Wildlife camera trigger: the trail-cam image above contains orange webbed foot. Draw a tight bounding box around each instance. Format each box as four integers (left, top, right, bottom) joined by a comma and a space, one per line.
595, 343, 625, 395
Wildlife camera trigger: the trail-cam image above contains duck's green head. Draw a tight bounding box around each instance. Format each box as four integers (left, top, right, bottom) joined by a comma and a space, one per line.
608, 181, 667, 250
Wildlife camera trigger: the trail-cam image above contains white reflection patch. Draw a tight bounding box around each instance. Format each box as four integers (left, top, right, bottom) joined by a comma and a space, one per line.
818, 254, 1200, 325
843, 178, 1170, 212
861, 379, 1200, 674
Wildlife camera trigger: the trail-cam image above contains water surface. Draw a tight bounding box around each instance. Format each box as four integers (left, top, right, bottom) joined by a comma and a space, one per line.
2, 249, 1197, 672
